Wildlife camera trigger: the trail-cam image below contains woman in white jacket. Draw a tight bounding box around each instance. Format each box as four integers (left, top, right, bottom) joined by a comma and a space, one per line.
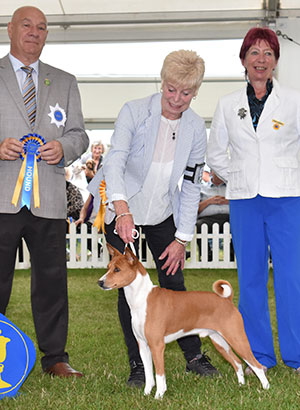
207, 27, 300, 375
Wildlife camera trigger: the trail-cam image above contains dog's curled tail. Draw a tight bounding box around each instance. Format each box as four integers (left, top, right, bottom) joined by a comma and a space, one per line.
212, 280, 233, 301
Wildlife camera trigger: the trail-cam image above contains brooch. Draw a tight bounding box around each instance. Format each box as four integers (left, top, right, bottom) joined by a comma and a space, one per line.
272, 119, 284, 130
238, 108, 247, 119
48, 103, 67, 128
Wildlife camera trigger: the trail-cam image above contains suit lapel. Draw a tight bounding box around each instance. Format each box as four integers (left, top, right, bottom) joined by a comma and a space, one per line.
232, 87, 256, 136
170, 109, 195, 192
35, 61, 52, 129
0, 55, 31, 127
232, 80, 281, 135
257, 78, 280, 127
143, 94, 162, 179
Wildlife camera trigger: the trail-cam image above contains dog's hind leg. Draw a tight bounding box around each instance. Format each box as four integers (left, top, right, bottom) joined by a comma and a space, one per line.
138, 340, 155, 395
223, 331, 270, 390
209, 332, 245, 385
244, 361, 270, 390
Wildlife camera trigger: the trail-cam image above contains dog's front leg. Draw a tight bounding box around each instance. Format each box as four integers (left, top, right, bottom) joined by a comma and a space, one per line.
150, 341, 167, 399
138, 340, 155, 395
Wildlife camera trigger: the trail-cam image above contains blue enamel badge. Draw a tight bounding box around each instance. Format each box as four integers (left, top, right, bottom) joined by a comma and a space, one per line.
0, 314, 36, 399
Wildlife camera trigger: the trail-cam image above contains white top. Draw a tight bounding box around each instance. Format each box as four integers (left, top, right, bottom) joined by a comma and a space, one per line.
129, 116, 179, 225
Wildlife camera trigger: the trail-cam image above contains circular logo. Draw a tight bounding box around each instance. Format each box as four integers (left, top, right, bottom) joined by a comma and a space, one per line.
54, 110, 63, 122
0, 320, 33, 397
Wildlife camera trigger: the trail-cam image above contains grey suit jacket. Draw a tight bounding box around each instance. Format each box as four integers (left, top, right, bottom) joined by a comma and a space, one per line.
0, 54, 89, 218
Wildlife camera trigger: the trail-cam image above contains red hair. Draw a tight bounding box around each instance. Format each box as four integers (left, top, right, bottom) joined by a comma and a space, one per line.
239, 27, 280, 61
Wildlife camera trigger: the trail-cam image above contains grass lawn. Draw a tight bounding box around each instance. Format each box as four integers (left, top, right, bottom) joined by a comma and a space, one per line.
1, 268, 299, 409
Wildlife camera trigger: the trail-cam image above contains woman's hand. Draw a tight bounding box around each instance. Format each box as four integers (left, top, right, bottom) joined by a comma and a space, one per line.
159, 240, 186, 276
75, 194, 92, 226
115, 214, 135, 243
114, 200, 135, 243
209, 195, 229, 205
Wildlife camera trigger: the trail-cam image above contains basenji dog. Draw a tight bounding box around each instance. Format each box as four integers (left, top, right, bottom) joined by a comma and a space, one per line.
99, 244, 270, 399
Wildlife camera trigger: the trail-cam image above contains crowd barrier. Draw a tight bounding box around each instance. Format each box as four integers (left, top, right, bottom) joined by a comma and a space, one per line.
15, 222, 236, 270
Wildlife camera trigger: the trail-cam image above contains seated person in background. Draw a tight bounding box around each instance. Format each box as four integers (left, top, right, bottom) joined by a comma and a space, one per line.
65, 167, 84, 228
75, 193, 102, 257
201, 165, 211, 185
81, 140, 105, 172
196, 170, 234, 261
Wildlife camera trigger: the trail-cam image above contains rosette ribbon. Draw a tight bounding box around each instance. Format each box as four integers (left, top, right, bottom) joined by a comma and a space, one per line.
11, 134, 45, 209
93, 179, 107, 233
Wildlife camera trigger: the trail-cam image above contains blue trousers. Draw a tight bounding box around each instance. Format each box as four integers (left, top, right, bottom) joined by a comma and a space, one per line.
230, 195, 300, 369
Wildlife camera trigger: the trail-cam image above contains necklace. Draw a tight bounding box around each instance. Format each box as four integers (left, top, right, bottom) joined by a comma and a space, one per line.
167, 119, 180, 140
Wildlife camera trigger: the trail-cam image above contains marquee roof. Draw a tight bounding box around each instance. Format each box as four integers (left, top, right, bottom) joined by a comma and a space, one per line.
0, 0, 300, 44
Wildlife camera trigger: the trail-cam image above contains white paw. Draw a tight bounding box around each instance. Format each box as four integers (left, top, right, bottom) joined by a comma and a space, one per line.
154, 390, 165, 399
144, 384, 154, 395
262, 380, 270, 390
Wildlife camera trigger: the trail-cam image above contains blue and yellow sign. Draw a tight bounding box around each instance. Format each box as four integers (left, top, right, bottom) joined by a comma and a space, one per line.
0, 314, 36, 399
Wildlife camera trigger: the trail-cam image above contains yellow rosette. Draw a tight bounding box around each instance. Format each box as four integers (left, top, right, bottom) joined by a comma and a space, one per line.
93, 180, 107, 233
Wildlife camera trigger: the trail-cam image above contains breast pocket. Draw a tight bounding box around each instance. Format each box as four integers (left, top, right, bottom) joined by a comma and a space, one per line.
274, 157, 299, 189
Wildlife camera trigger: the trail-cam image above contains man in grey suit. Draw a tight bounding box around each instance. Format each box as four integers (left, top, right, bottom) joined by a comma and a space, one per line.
0, 6, 89, 377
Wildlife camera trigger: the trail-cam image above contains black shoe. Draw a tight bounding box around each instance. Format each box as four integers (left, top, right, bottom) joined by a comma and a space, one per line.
186, 352, 220, 376
127, 361, 145, 387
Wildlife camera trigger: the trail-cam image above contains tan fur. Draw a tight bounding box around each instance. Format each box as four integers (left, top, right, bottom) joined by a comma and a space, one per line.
99, 245, 270, 397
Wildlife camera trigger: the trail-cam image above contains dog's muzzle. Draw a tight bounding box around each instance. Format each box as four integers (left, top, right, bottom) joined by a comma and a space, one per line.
98, 274, 111, 290
98, 279, 105, 289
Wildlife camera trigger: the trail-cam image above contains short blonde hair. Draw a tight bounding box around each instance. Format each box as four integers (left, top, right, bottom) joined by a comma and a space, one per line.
160, 50, 205, 92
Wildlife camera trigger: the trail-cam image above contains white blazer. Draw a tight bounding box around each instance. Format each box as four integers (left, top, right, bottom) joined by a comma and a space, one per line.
89, 93, 207, 240
207, 78, 300, 199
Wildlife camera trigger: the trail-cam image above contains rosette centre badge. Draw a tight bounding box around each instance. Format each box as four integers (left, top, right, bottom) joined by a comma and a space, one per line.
48, 103, 66, 128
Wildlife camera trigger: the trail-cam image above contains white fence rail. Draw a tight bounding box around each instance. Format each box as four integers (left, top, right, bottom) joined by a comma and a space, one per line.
15, 222, 236, 270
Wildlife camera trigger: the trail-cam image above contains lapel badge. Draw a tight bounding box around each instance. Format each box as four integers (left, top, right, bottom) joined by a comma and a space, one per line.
238, 108, 247, 119
272, 119, 284, 130
44, 78, 51, 86
48, 103, 67, 128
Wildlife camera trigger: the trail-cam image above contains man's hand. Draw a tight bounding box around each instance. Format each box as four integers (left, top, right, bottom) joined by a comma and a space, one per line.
0, 138, 23, 160
39, 140, 63, 165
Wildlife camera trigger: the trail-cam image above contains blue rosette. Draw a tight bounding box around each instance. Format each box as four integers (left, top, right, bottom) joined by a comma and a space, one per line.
12, 133, 45, 209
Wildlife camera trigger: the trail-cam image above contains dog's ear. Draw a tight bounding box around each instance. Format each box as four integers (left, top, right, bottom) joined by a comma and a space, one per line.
124, 246, 136, 264
106, 243, 122, 257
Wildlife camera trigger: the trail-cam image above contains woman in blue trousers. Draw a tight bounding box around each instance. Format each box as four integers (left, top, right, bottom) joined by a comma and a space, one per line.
207, 27, 300, 374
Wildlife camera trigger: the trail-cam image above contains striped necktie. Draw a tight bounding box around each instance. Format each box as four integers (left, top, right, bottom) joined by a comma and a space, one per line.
21, 66, 36, 128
